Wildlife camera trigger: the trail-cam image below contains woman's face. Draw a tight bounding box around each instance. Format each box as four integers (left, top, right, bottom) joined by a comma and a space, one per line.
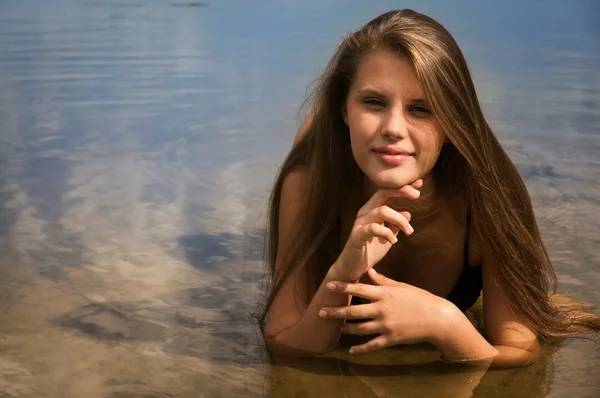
344, 50, 446, 190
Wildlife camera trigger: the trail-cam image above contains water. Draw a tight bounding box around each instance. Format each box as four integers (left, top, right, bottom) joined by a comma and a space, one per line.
0, 0, 599, 396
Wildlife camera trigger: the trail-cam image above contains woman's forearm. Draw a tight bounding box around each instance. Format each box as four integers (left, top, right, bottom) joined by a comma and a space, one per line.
431, 304, 498, 362
431, 304, 539, 368
266, 262, 355, 357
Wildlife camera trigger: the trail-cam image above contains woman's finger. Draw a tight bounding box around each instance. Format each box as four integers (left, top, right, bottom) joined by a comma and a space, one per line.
355, 223, 398, 245
410, 179, 423, 189
400, 211, 411, 222
319, 302, 378, 320
349, 335, 391, 356
326, 280, 383, 300
358, 205, 413, 236
357, 184, 421, 218
340, 320, 382, 336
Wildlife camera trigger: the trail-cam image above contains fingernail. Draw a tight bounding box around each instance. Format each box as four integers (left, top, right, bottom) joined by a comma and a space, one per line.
368, 268, 377, 274
413, 189, 420, 198
407, 223, 414, 234
319, 309, 327, 318
393, 236, 398, 244
349, 348, 356, 355
326, 282, 336, 291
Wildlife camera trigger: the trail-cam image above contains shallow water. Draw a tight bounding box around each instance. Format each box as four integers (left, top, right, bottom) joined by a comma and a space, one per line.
0, 0, 599, 397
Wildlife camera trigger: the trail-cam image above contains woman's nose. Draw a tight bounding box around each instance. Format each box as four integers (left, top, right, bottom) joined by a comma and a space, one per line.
381, 108, 409, 139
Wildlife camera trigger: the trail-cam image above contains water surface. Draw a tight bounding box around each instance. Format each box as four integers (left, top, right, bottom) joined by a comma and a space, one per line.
0, 0, 599, 397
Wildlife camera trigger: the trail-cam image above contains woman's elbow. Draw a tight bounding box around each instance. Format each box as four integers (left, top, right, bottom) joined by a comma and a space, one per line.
491, 343, 540, 368
264, 334, 335, 358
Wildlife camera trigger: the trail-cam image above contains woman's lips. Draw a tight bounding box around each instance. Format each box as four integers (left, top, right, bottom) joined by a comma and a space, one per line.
372, 149, 413, 166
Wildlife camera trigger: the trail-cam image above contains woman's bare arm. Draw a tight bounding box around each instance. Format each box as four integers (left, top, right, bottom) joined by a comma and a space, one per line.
432, 246, 540, 368
480, 246, 541, 367
263, 169, 354, 356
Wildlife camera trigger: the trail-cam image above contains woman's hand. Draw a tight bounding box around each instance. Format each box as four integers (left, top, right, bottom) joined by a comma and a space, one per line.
319, 268, 456, 356
332, 180, 422, 282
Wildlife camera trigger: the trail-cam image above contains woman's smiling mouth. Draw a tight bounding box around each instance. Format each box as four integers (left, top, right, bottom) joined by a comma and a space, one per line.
372, 146, 414, 165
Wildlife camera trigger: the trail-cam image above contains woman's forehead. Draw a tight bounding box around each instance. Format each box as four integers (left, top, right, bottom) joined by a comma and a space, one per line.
350, 50, 425, 99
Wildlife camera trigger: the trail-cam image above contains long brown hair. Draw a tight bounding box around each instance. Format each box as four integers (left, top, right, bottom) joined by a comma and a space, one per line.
258, 9, 600, 338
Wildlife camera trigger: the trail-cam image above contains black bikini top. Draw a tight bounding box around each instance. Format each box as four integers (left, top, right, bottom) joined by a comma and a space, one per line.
445, 209, 482, 311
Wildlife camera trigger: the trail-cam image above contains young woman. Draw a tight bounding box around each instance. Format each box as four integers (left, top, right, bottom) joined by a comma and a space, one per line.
259, 9, 600, 368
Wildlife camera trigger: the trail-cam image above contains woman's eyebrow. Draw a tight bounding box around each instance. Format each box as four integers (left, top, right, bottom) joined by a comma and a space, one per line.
356, 88, 386, 97
355, 88, 427, 103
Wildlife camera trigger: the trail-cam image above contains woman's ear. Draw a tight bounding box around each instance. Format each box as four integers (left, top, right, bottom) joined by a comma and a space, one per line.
341, 105, 348, 126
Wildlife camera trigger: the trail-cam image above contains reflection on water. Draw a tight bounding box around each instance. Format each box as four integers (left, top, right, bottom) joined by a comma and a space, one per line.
267, 341, 559, 398
0, 0, 599, 397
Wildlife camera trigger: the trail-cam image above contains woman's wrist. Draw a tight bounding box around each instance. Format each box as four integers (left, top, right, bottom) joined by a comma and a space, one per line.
427, 299, 462, 346
327, 260, 362, 282
428, 300, 498, 362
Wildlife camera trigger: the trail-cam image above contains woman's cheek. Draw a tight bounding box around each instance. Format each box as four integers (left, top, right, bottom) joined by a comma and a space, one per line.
416, 152, 439, 176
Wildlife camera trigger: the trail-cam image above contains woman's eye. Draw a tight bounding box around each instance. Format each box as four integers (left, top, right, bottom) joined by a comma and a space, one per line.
363, 98, 384, 108
409, 105, 432, 116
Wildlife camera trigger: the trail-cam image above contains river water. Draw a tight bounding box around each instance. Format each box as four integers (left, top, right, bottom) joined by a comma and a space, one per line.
0, 0, 599, 397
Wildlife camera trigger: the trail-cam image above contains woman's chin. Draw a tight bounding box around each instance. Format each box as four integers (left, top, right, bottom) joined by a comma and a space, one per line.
379, 181, 410, 189
361, 165, 422, 190
371, 174, 416, 189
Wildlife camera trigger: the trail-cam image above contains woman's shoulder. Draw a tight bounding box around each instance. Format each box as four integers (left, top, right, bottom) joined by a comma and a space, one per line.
278, 168, 311, 227
293, 109, 315, 145
281, 167, 309, 194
